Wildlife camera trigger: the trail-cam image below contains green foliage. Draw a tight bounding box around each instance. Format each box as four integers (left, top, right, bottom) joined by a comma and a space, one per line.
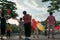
42, 0, 49, 2
10, 11, 18, 18
41, 21, 47, 29
56, 21, 60, 25
0, 0, 18, 18
42, 0, 60, 12
11, 24, 19, 33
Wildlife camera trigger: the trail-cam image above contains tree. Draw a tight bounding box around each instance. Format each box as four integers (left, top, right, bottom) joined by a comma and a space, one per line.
42, 0, 60, 12
11, 24, 19, 33
0, 0, 18, 18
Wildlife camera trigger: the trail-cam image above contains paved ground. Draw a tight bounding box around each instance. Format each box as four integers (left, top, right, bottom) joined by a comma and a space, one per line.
0, 34, 60, 40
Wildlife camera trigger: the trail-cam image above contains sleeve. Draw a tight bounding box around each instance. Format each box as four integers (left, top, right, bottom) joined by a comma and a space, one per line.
23, 16, 24, 20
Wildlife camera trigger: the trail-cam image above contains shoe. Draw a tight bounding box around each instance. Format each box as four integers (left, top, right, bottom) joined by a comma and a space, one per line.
1, 38, 4, 40
1, 38, 3, 40
37, 36, 39, 38
52, 37, 54, 39
25, 38, 31, 40
48, 37, 50, 38
28, 39, 31, 40
25, 38, 28, 40
33, 36, 35, 38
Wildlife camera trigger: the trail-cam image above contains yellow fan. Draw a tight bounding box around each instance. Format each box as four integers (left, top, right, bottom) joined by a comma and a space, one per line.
36, 23, 45, 32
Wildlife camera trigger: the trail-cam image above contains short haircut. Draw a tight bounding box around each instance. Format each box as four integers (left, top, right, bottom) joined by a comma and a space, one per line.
23, 11, 27, 15
49, 12, 53, 15
20, 18, 22, 21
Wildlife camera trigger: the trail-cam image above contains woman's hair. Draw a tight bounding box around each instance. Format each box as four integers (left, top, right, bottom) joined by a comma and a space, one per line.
20, 18, 22, 21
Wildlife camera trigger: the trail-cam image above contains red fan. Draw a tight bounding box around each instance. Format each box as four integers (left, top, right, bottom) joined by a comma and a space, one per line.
54, 25, 60, 31
31, 19, 37, 31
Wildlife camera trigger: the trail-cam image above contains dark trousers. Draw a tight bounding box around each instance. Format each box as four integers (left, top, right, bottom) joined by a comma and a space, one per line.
7, 30, 10, 37
24, 22, 31, 37
1, 27, 6, 35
